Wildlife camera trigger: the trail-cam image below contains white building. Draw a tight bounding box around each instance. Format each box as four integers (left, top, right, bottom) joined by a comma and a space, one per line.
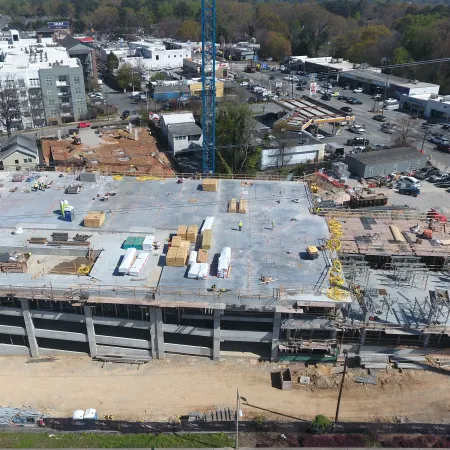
400, 93, 450, 120
0, 30, 87, 132
160, 112, 203, 154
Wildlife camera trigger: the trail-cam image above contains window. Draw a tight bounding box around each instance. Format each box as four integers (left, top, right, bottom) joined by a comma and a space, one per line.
45, 77, 52, 87
75, 98, 82, 104
58, 76, 67, 83
50, 109, 56, 115
168, 55, 170, 58
47, 90, 53, 96
24, 158, 32, 163
73, 76, 80, 84
369, 167, 373, 175
75, 87, 81, 94
77, 108, 84, 114
18, 79, 25, 87
49, 99, 55, 105
156, 55, 159, 60
14, 159, 19, 164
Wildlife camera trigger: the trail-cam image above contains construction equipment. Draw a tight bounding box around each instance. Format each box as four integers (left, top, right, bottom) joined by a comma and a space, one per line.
306, 246, 319, 260
348, 192, 388, 208
113, 129, 131, 139
421, 229, 433, 239
245, 62, 256, 73
72, 136, 81, 145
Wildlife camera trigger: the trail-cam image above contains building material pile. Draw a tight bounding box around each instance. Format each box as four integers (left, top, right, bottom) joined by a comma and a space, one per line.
217, 247, 231, 278
228, 198, 237, 213
238, 199, 248, 214
84, 211, 106, 228
171, 236, 182, 247
187, 225, 198, 243
177, 225, 187, 238
200, 217, 215, 235
197, 249, 208, 263
118, 248, 137, 274
358, 352, 390, 369
0, 407, 45, 426
129, 252, 150, 276
187, 262, 209, 279
202, 229, 212, 250
203, 179, 219, 192
0, 252, 28, 273
167, 241, 189, 267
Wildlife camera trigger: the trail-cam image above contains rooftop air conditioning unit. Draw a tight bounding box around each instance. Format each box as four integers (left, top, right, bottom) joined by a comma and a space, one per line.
331, 58, 337, 63
353, 63, 360, 69
337, 58, 343, 63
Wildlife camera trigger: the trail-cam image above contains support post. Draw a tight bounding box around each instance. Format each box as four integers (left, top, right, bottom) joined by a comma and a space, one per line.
360, 328, 367, 345
150, 307, 165, 359
84, 305, 97, 357
213, 309, 220, 361
286, 313, 292, 339
423, 333, 431, 348
271, 312, 281, 362
20, 299, 39, 358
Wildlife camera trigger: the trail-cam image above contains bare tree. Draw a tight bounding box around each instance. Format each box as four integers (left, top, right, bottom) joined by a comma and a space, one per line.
0, 76, 21, 138
394, 116, 419, 147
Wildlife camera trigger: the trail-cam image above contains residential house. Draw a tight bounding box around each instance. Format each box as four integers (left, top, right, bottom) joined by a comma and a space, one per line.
0, 135, 39, 170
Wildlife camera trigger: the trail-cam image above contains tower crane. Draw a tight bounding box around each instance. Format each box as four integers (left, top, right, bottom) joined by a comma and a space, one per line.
201, 0, 216, 173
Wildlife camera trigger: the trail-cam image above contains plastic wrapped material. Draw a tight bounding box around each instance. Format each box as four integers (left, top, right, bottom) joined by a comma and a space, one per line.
200, 216, 215, 234
118, 248, 137, 274
188, 262, 209, 279
189, 250, 198, 265
217, 247, 231, 278
142, 235, 155, 251
129, 252, 150, 276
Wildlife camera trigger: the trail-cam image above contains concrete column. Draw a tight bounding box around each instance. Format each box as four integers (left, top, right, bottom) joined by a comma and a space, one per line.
83, 306, 97, 357
150, 307, 165, 359
271, 312, 282, 362
213, 309, 220, 361
331, 329, 338, 339
286, 313, 292, 339
20, 299, 39, 358
423, 333, 431, 349
360, 328, 367, 345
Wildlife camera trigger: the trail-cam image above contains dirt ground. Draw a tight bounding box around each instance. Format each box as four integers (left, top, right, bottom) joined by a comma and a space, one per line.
1, 357, 450, 423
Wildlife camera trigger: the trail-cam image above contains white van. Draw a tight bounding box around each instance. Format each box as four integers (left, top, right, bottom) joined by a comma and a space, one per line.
396, 176, 421, 188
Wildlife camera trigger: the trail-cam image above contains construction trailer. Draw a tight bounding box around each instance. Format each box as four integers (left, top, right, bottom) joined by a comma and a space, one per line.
0, 174, 448, 361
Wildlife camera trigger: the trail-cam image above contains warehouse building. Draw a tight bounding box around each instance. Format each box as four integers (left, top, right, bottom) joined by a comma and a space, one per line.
339, 69, 440, 98
345, 147, 427, 178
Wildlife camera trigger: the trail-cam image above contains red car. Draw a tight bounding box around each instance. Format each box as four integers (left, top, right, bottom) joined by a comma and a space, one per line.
77, 122, 91, 128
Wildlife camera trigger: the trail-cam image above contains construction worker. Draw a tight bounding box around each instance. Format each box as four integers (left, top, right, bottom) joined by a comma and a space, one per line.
238, 220, 243, 231
33, 182, 38, 191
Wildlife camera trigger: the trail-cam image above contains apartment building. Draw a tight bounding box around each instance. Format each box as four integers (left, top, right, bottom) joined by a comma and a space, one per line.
0, 30, 87, 132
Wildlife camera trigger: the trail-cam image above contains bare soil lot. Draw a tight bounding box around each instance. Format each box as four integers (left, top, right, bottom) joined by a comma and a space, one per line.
1, 357, 449, 423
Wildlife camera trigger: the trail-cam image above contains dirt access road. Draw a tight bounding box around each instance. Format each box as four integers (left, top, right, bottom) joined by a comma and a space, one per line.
1, 356, 450, 423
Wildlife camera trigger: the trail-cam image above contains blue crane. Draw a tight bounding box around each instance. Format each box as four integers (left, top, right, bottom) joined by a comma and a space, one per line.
201, 0, 216, 173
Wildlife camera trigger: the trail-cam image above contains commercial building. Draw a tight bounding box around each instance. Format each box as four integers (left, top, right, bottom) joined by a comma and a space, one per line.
0, 173, 449, 360
345, 147, 427, 178
0, 135, 39, 170
0, 30, 88, 131
183, 58, 228, 78
399, 93, 450, 120
339, 69, 440, 98
221, 45, 255, 61
287, 56, 357, 75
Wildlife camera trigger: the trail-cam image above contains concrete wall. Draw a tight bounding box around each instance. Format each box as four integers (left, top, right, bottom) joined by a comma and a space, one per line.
259, 143, 325, 170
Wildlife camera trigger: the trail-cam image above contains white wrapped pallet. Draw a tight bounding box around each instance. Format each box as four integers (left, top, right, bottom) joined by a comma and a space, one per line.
198, 263, 209, 279
217, 247, 231, 278
188, 262, 201, 279
129, 252, 150, 276
118, 248, 137, 274
142, 235, 155, 251
200, 216, 215, 235
189, 250, 198, 265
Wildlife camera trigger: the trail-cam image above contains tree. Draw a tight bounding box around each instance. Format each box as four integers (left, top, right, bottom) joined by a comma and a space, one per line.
92, 6, 119, 33
175, 20, 201, 40
394, 116, 419, 147
121, 7, 138, 29
310, 415, 332, 434
216, 102, 260, 174
137, 7, 155, 29
116, 63, 142, 90
0, 76, 22, 138
107, 52, 119, 73
174, 1, 190, 20
157, 2, 174, 19
262, 32, 291, 61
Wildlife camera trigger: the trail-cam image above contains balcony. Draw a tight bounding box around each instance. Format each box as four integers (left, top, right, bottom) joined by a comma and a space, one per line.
60, 102, 71, 107
30, 103, 44, 110
58, 91, 70, 97
60, 112, 72, 117
56, 80, 69, 87
29, 94, 42, 100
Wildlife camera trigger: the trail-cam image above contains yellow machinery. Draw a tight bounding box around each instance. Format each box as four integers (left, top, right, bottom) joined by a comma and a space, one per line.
306, 246, 319, 260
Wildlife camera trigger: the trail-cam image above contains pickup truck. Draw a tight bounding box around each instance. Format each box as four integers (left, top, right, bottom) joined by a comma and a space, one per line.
347, 138, 369, 146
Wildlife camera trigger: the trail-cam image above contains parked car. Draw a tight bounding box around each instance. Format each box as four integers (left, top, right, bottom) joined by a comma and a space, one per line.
337, 95, 349, 101
429, 173, 450, 183
340, 106, 353, 113
343, 84, 350, 89
240, 81, 248, 86
384, 98, 398, 105
350, 124, 365, 134
372, 114, 387, 122
77, 122, 91, 128
314, 134, 325, 140
372, 94, 382, 100
331, 91, 340, 97
347, 98, 363, 105
353, 87, 363, 93
321, 94, 331, 101
416, 168, 440, 179
437, 143, 450, 152
442, 124, 450, 130
347, 137, 369, 146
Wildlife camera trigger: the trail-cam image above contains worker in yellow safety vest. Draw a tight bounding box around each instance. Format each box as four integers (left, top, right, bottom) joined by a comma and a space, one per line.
238, 221, 243, 231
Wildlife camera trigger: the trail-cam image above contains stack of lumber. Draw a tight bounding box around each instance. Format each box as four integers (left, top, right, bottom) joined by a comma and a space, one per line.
197, 249, 208, 263
171, 236, 182, 247
166, 247, 178, 266
84, 211, 106, 228
358, 352, 390, 369
187, 225, 198, 243
228, 198, 237, 213
202, 179, 219, 192
202, 229, 212, 250
175, 246, 188, 266
28, 237, 47, 245
177, 225, 187, 238
390, 355, 429, 370
238, 199, 248, 214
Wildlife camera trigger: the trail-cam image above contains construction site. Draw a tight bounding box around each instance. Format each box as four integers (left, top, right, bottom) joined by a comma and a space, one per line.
0, 169, 448, 366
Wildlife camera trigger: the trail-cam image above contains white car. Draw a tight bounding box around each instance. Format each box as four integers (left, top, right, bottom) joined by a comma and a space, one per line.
240, 81, 248, 86
315, 134, 325, 140
353, 87, 363, 93
384, 98, 398, 105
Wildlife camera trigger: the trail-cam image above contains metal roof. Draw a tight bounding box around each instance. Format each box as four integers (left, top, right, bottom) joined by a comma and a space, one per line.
345, 147, 425, 166
168, 122, 202, 137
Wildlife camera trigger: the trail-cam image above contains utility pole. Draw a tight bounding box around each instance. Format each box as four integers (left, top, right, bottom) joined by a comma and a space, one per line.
235, 389, 240, 449
421, 126, 429, 154
334, 349, 348, 422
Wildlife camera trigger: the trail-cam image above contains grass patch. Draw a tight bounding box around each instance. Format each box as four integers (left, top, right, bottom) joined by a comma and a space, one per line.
0, 432, 234, 448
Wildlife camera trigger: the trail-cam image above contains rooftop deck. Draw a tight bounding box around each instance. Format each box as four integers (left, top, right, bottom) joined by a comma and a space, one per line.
0, 173, 341, 308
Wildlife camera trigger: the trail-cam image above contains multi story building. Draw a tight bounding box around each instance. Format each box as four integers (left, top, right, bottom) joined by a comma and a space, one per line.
0, 30, 87, 132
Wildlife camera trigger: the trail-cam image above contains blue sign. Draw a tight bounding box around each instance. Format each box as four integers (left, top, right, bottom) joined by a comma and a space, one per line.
47, 21, 70, 30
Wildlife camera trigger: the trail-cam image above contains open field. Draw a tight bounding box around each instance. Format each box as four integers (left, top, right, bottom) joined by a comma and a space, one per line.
1, 357, 450, 423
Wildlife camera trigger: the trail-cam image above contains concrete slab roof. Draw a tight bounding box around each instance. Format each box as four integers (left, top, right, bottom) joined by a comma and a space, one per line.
0, 173, 343, 308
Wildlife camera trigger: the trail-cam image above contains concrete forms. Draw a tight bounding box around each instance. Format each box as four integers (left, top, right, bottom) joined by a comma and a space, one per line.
0, 172, 448, 360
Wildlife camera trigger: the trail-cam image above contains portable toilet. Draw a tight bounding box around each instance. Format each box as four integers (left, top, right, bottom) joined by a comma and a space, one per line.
84, 408, 98, 420
64, 206, 74, 222
72, 410, 85, 420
